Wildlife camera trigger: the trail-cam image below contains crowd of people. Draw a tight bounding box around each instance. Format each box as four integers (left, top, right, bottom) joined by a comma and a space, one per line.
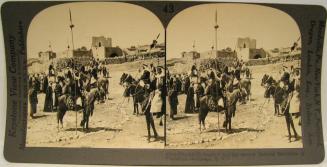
167, 58, 301, 142
28, 55, 301, 142
167, 59, 250, 120
28, 58, 109, 118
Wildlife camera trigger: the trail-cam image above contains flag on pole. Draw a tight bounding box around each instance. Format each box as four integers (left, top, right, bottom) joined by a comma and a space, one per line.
69, 9, 72, 23
150, 33, 160, 49
69, 8, 74, 28
215, 9, 217, 24
291, 36, 301, 52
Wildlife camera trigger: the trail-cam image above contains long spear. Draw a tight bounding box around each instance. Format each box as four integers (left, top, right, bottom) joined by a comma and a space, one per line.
150, 33, 160, 65
214, 9, 220, 135
69, 8, 77, 134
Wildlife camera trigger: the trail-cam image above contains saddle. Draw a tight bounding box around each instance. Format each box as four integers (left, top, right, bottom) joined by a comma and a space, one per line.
207, 96, 218, 111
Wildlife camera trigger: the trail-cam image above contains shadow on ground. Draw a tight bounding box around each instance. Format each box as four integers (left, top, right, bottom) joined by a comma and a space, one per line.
65, 127, 122, 133
207, 127, 264, 134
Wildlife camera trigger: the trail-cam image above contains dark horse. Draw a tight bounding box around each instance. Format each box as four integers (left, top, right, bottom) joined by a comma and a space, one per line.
198, 78, 223, 131
57, 94, 75, 131
223, 89, 244, 133
80, 88, 100, 130
120, 73, 142, 115
97, 77, 109, 102
261, 74, 284, 116
126, 83, 145, 115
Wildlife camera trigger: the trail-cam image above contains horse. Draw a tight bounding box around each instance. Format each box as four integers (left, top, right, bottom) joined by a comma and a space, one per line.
239, 79, 251, 103
57, 94, 74, 131
120, 73, 135, 85
120, 73, 144, 115
97, 77, 109, 102
241, 66, 251, 79
80, 88, 100, 130
261, 74, 284, 116
223, 88, 245, 133
125, 82, 146, 115
197, 77, 224, 131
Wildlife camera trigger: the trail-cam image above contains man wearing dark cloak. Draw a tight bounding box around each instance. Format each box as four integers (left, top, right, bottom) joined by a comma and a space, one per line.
168, 77, 178, 120
43, 82, 53, 112
29, 80, 38, 118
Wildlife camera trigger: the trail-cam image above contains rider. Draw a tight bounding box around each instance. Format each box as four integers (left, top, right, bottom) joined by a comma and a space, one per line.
205, 70, 221, 111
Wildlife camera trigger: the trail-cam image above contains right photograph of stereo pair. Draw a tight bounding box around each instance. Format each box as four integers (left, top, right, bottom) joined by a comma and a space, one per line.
165, 3, 302, 149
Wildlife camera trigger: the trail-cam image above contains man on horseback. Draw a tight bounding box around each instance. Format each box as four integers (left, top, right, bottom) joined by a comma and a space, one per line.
204, 70, 222, 112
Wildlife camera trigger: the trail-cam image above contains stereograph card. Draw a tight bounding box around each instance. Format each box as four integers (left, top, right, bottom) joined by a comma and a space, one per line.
1, 0, 326, 165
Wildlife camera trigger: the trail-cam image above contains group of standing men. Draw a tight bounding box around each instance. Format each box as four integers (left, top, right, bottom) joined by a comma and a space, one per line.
28, 58, 109, 118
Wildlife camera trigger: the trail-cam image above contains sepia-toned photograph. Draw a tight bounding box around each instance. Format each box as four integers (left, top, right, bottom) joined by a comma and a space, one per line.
26, 2, 165, 148
166, 4, 302, 148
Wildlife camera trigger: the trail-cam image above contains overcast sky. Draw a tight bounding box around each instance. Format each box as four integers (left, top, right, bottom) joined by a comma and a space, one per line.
167, 3, 301, 59
27, 2, 164, 58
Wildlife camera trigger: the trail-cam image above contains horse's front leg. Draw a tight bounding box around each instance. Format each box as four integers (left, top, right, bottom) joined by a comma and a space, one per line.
228, 115, 232, 133
136, 103, 139, 115
159, 115, 163, 126
86, 115, 89, 130
145, 113, 151, 142
133, 102, 136, 115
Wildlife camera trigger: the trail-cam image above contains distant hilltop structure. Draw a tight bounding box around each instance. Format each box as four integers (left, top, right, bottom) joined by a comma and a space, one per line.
237, 37, 256, 49
31, 35, 165, 66
236, 37, 266, 61
91, 36, 123, 60
181, 51, 200, 60
92, 36, 112, 48
38, 50, 56, 62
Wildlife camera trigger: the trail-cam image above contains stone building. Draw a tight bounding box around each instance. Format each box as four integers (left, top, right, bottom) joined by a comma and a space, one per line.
182, 51, 200, 60
91, 36, 123, 60
38, 51, 56, 62
92, 36, 112, 48
236, 37, 266, 61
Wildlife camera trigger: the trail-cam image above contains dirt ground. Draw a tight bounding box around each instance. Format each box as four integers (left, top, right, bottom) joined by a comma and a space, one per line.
26, 58, 165, 148
26, 59, 302, 149
166, 60, 303, 149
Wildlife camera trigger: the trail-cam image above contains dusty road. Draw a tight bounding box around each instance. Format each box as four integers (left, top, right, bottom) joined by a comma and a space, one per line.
166, 61, 302, 148
26, 59, 165, 148
27, 59, 302, 149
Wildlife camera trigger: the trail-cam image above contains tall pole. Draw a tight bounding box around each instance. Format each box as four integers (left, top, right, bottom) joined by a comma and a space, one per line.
214, 9, 220, 135
193, 40, 196, 65
69, 8, 77, 135
155, 33, 160, 66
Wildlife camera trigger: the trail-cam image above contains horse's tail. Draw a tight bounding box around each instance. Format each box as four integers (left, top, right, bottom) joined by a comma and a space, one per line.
198, 96, 208, 123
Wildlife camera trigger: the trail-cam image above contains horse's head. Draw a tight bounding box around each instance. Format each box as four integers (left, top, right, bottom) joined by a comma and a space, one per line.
120, 73, 127, 85
261, 74, 276, 87
233, 88, 247, 102
261, 74, 269, 86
